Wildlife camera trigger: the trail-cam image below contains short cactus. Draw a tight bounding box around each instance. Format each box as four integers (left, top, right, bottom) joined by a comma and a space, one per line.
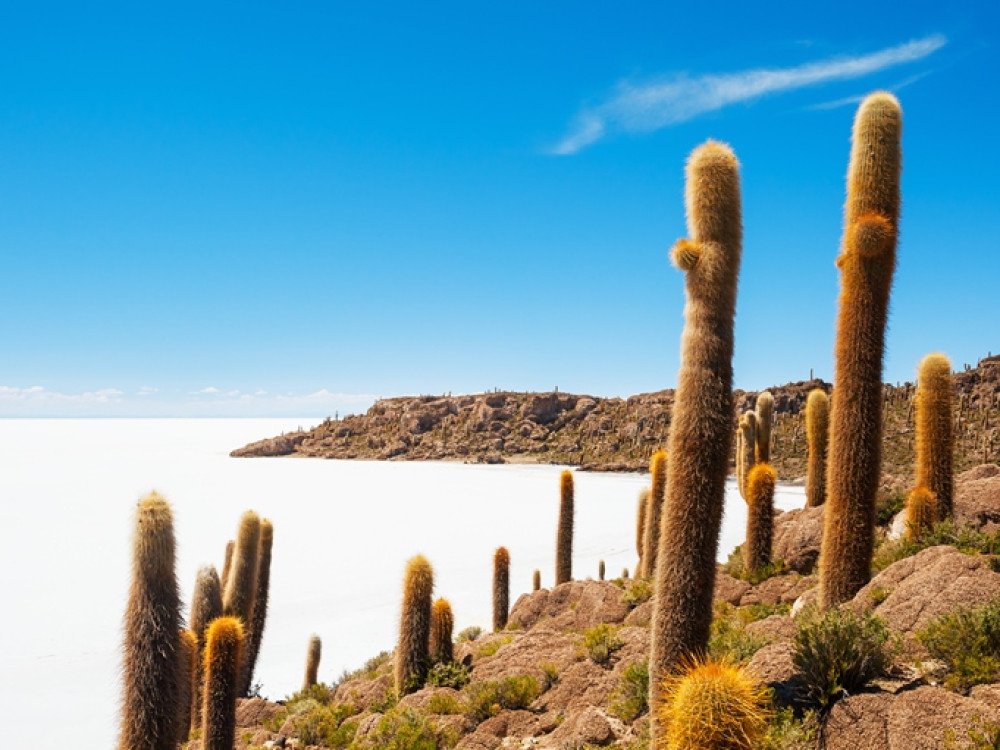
805, 389, 829, 508
651, 141, 742, 744
176, 629, 197, 745
643, 451, 668, 579
429, 598, 455, 665
201, 616, 244, 750
532, 569, 541, 592
118, 492, 181, 750
222, 511, 260, 625
220, 540, 234, 591
598, 559, 605, 581
303, 634, 322, 691
395, 554, 434, 695
744, 463, 777, 574
820, 92, 902, 608
241, 518, 273, 697
556, 470, 574, 585
188, 565, 222, 732
635, 487, 651, 578
736, 412, 757, 501
914, 353, 954, 521
658, 657, 771, 750
493, 546, 510, 632
755, 391, 774, 464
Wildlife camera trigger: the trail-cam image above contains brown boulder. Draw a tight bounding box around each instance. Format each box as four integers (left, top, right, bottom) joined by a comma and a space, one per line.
887, 686, 997, 749
713, 573, 751, 606
954, 463, 1000, 531
850, 545, 1000, 635
236, 697, 284, 727
746, 642, 804, 708
772, 505, 825, 574
822, 693, 892, 749
740, 573, 817, 607
508, 581, 629, 631
540, 706, 623, 747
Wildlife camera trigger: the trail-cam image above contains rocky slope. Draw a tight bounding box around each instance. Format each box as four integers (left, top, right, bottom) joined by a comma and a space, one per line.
232, 355, 1000, 482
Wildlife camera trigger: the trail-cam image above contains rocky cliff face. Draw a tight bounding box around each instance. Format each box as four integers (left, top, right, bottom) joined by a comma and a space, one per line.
232, 355, 1000, 481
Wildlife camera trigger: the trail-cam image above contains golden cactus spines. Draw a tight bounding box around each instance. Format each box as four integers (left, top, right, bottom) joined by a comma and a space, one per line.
635, 487, 651, 578
201, 616, 244, 750
906, 486, 936, 542
820, 92, 901, 609
532, 569, 541, 591
241, 518, 273, 697
658, 657, 771, 750
755, 391, 774, 464
119, 492, 181, 750
223, 510, 261, 625
651, 141, 742, 745
493, 546, 510, 632
176, 630, 198, 746
303, 634, 322, 691
744, 463, 777, 574
736, 412, 757, 501
429, 598, 455, 665
915, 353, 954, 520
805, 389, 830, 508
556, 470, 574, 585
643, 451, 668, 579
395, 554, 434, 696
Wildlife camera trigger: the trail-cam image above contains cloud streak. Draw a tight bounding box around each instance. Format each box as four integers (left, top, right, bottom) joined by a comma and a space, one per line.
552, 34, 946, 154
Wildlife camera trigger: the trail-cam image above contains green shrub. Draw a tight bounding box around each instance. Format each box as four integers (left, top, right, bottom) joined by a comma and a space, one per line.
284, 701, 357, 748
464, 675, 542, 722
427, 692, 464, 715
872, 521, 1000, 572
609, 658, 649, 722
426, 661, 471, 690
722, 547, 789, 583
945, 718, 1000, 749
539, 661, 560, 690
875, 490, 906, 527
708, 602, 774, 664
336, 650, 393, 685
583, 623, 624, 665
474, 634, 513, 658
759, 707, 819, 750
353, 707, 459, 750
456, 626, 483, 643
917, 598, 1000, 692
792, 606, 894, 708
621, 578, 653, 607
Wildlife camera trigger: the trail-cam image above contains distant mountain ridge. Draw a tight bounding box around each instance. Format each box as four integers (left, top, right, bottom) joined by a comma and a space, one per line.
232, 354, 1000, 483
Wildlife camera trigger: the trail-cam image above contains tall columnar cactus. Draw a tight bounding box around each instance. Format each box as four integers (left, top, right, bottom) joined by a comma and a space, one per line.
532, 569, 541, 591
736, 412, 757, 501
118, 492, 181, 750
220, 540, 234, 591
598, 560, 606, 581
906, 486, 935, 541
651, 141, 742, 743
201, 616, 244, 750
915, 353, 954, 521
241, 518, 274, 697
635, 487, 651, 578
188, 565, 222, 732
819, 92, 902, 609
642, 451, 668, 579
223, 511, 261, 625
176, 630, 198, 746
755, 391, 774, 464
555, 470, 574, 585
744, 463, 777, 574
805, 389, 830, 508
302, 635, 322, 691
493, 546, 510, 632
395, 554, 434, 696
429, 598, 455, 665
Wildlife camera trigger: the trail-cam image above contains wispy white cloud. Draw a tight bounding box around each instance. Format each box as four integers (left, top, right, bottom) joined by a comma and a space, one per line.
194, 386, 221, 395
807, 70, 934, 110
0, 385, 125, 404
552, 34, 946, 154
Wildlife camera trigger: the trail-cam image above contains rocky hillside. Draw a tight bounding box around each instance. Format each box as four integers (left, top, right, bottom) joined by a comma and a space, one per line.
232, 355, 1000, 483
192, 465, 1000, 750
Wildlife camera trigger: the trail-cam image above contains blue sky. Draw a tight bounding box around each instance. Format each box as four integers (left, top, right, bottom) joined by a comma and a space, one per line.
0, 2, 997, 417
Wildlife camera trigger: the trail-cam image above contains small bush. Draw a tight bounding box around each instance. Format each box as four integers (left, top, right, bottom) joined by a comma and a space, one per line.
709, 602, 774, 664
945, 717, 1000, 749
621, 578, 653, 607
456, 626, 483, 643
875, 490, 906, 527
759, 707, 819, 750
336, 650, 393, 685
427, 692, 464, 715
917, 598, 1000, 692
539, 661, 560, 690
609, 658, 649, 722
722, 547, 789, 584
464, 675, 542, 721
583, 623, 624, 665
426, 661, 472, 690
872, 521, 1000, 572
792, 606, 894, 708
353, 706, 459, 750
284, 701, 357, 748
474, 634, 513, 658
